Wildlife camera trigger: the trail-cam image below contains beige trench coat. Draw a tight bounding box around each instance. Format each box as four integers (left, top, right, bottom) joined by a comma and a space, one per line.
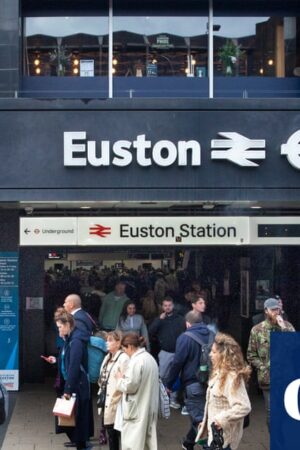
117, 348, 159, 450
98, 350, 129, 426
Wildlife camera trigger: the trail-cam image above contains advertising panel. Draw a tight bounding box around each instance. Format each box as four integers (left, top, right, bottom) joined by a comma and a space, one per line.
271, 333, 300, 450
0, 252, 19, 390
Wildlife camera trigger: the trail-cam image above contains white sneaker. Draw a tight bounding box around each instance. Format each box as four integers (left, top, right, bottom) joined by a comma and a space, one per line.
169, 401, 181, 409
181, 406, 189, 415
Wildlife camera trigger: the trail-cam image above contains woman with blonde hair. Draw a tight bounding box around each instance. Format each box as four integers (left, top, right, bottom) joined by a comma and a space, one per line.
196, 333, 251, 450
98, 330, 129, 450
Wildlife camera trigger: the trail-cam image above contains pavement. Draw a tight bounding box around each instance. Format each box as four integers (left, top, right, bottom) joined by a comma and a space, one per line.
0, 382, 269, 450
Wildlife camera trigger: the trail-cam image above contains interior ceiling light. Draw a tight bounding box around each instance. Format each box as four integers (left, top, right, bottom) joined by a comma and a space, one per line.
251, 205, 262, 209
80, 206, 91, 210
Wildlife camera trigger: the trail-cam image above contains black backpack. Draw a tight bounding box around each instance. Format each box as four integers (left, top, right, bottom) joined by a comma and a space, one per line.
0, 382, 8, 425
185, 330, 215, 384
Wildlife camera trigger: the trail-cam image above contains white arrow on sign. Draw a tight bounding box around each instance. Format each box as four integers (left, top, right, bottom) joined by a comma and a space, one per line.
211, 132, 266, 167
281, 130, 300, 169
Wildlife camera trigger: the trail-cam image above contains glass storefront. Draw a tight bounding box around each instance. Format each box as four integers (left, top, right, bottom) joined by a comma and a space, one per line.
24, 16, 208, 78
21, 7, 300, 98
213, 16, 300, 77
24, 14, 300, 79
24, 17, 109, 76
112, 17, 208, 77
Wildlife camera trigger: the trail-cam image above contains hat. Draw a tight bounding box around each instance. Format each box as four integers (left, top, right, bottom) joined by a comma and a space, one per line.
264, 298, 280, 310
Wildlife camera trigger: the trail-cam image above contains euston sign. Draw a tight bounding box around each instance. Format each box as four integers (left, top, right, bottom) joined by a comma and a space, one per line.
64, 130, 300, 169
78, 217, 249, 246
20, 217, 249, 246
19, 216, 300, 246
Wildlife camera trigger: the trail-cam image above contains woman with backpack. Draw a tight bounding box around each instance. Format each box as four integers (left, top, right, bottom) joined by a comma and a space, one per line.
196, 333, 251, 450
97, 331, 129, 450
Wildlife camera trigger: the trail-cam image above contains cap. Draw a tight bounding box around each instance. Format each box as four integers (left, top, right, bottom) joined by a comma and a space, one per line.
264, 298, 280, 310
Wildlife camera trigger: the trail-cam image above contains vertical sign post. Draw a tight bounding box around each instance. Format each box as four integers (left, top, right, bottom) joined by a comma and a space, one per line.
0, 252, 19, 390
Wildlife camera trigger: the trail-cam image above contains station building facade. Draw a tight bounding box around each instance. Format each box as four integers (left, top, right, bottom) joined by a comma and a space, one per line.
0, 0, 300, 387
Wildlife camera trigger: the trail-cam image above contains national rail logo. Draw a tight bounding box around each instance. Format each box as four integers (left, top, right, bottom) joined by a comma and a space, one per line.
89, 224, 112, 238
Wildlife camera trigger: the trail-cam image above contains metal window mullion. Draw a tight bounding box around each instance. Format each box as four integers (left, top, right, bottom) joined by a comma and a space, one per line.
108, 0, 113, 98
208, 0, 214, 99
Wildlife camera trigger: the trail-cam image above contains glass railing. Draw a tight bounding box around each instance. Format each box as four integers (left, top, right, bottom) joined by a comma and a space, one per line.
15, 75, 300, 99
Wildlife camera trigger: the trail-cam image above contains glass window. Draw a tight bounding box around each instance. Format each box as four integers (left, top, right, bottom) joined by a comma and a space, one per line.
24, 17, 108, 76
213, 16, 300, 77
112, 17, 208, 77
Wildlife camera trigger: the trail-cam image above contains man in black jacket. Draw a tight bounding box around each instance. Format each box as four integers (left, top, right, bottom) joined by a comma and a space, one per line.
166, 311, 213, 450
149, 296, 185, 408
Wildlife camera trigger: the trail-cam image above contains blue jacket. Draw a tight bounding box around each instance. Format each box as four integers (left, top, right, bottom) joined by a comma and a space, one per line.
166, 323, 210, 389
73, 309, 93, 339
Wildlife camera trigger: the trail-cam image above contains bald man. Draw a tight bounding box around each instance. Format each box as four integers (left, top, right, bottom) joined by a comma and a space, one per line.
64, 294, 93, 337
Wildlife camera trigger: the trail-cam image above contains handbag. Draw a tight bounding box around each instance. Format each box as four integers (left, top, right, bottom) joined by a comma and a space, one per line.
97, 387, 107, 409
209, 423, 224, 450
97, 352, 123, 409
58, 411, 76, 427
53, 396, 76, 418
158, 379, 170, 419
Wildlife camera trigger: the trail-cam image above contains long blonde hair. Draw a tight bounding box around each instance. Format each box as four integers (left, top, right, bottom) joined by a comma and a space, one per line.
211, 332, 251, 392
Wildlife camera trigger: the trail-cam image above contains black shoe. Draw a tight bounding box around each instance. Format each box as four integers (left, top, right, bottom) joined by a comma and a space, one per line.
182, 441, 194, 450
64, 443, 76, 448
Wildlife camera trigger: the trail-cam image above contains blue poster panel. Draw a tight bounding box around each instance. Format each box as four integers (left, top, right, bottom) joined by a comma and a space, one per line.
0, 252, 19, 390
271, 332, 300, 450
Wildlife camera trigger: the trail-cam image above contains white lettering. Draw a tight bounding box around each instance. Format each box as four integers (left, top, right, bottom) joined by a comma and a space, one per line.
64, 132, 87, 166
63, 132, 203, 168
178, 140, 201, 166
284, 379, 300, 420
112, 141, 133, 167
153, 140, 177, 167
134, 134, 152, 167
87, 140, 110, 166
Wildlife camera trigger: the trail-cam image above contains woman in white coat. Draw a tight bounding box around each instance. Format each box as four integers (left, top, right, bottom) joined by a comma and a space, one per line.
98, 331, 129, 450
196, 333, 251, 450
116, 332, 159, 450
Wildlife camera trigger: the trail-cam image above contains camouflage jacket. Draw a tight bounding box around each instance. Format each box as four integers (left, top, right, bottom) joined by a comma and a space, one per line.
247, 319, 295, 388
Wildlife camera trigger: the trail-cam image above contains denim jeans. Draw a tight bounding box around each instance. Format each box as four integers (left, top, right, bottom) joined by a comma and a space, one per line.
184, 382, 206, 444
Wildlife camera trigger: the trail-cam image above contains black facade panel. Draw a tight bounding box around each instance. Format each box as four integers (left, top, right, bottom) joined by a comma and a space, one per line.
21, 0, 300, 15
0, 98, 299, 202
0, 0, 19, 97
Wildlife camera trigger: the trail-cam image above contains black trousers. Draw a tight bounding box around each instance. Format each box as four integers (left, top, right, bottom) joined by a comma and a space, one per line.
66, 430, 86, 449
105, 424, 120, 450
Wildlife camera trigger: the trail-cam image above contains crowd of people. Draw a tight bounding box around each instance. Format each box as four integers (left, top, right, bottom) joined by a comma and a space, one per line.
42, 266, 296, 450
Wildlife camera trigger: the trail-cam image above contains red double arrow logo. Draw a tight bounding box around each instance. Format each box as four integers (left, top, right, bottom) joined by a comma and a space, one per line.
89, 224, 112, 238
